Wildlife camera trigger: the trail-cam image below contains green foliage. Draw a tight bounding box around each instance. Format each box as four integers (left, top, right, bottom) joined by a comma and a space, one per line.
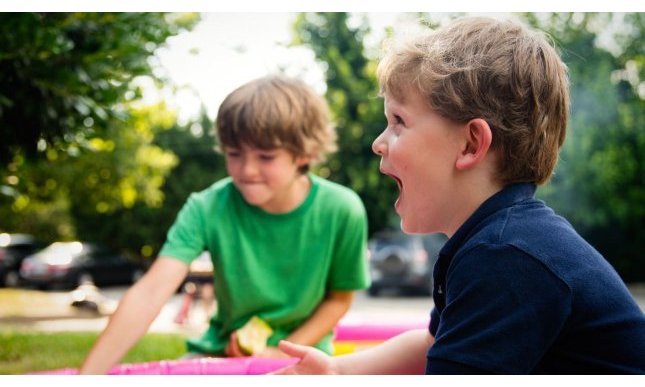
527, 13, 644, 281
0, 12, 198, 165
293, 13, 398, 235
0, 13, 200, 254
67, 103, 181, 253
104, 110, 226, 259
0, 103, 180, 250
24, 107, 225, 261
0, 330, 186, 374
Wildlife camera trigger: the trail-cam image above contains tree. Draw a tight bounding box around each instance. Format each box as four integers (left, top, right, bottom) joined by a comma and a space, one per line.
524, 13, 644, 281
119, 109, 227, 259
67, 103, 180, 246
0, 102, 180, 247
14, 106, 226, 261
0, 12, 198, 164
293, 13, 398, 235
0, 13, 200, 253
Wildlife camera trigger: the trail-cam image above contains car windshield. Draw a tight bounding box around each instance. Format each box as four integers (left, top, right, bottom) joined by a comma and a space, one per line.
41, 242, 85, 255
34, 242, 87, 265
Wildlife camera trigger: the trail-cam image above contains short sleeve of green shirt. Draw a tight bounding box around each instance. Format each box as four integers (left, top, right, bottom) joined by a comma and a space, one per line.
158, 175, 370, 355
158, 191, 209, 263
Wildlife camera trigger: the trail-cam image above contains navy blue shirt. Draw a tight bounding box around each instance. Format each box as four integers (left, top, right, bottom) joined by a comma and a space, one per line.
426, 183, 645, 374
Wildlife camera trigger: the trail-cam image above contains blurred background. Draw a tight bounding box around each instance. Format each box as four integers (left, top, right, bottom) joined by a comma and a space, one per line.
1, 12, 642, 283
0, 11, 643, 374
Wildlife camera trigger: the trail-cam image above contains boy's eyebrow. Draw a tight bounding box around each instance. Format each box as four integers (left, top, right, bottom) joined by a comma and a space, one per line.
384, 99, 406, 115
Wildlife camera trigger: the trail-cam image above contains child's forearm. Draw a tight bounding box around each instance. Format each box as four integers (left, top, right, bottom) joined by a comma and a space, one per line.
80, 283, 161, 373
285, 290, 354, 346
80, 257, 188, 374
334, 329, 433, 375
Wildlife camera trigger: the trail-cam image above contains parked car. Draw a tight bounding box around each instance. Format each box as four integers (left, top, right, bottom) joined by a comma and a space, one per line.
0, 233, 46, 287
367, 230, 447, 296
20, 241, 145, 289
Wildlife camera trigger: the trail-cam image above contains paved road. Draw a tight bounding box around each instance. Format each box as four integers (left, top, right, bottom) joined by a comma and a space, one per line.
1, 284, 643, 335
0, 286, 433, 334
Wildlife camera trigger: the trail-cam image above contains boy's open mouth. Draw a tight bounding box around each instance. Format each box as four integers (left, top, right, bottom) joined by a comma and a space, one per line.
386, 173, 402, 191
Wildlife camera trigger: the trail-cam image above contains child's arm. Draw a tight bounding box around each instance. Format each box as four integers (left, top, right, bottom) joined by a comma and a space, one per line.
285, 290, 354, 344
79, 257, 189, 374
274, 328, 433, 374
227, 291, 354, 358
249, 290, 354, 358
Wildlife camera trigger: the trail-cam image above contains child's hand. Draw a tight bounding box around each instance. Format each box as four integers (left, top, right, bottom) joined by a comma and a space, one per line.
270, 340, 338, 375
225, 332, 246, 357
255, 346, 290, 359
227, 330, 286, 358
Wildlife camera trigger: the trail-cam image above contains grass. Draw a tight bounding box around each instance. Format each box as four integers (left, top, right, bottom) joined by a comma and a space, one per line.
0, 330, 187, 375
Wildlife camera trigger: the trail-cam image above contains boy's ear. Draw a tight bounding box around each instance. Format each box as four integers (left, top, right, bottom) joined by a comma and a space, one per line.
455, 118, 493, 170
295, 154, 313, 168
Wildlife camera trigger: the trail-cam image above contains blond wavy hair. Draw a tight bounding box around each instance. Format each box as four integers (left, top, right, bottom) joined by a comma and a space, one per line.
377, 16, 570, 185
214, 75, 337, 173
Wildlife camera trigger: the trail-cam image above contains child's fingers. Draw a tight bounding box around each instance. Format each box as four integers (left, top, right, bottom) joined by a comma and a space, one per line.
226, 332, 245, 357
277, 340, 309, 359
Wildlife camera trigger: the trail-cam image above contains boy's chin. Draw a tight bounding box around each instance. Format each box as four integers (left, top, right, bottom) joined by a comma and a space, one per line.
399, 220, 418, 234
244, 197, 268, 208
400, 219, 431, 235
237, 186, 269, 204
239, 192, 268, 207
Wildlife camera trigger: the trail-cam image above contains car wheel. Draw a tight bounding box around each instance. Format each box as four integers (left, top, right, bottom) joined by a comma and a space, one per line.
4, 271, 20, 288
77, 272, 95, 286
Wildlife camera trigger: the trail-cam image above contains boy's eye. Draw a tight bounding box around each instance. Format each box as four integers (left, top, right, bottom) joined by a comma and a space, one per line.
259, 154, 276, 161
386, 112, 405, 128
226, 150, 241, 158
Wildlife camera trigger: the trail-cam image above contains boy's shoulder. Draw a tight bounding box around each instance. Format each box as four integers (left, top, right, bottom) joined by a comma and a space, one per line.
446, 184, 589, 270
309, 175, 367, 221
311, 175, 364, 206
459, 192, 611, 283
187, 177, 236, 205
466, 195, 577, 256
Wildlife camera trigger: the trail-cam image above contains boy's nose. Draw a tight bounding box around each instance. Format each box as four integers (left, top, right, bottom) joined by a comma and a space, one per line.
241, 159, 259, 176
372, 134, 386, 156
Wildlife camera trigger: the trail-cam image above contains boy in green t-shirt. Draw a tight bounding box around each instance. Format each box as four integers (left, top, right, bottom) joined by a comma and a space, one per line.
80, 75, 370, 374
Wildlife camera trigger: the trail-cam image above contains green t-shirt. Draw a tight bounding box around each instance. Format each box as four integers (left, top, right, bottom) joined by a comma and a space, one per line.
159, 174, 370, 355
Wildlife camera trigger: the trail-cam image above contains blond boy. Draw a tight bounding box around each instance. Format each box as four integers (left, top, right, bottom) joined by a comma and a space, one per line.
275, 16, 645, 375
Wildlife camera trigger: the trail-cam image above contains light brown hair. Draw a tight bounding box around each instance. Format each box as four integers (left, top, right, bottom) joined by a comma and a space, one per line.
377, 16, 570, 185
215, 75, 337, 173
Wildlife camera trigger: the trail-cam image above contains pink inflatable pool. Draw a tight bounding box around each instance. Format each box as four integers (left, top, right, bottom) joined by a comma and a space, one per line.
34, 321, 428, 375
334, 321, 427, 341
33, 357, 299, 375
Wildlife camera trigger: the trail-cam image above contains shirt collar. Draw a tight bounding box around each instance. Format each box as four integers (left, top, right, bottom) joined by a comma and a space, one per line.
440, 183, 537, 258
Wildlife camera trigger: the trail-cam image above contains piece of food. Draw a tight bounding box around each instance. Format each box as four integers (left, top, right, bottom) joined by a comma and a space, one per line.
237, 316, 273, 355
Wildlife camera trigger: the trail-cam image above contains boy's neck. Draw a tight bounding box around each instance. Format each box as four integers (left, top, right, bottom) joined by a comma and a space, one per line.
445, 175, 504, 237
260, 174, 312, 214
